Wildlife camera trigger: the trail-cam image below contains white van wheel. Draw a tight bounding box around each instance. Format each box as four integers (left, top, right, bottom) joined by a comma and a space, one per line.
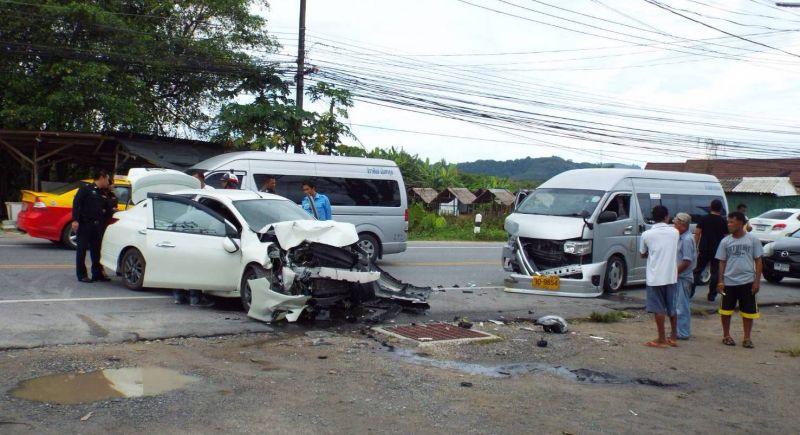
357, 233, 380, 263
603, 256, 626, 293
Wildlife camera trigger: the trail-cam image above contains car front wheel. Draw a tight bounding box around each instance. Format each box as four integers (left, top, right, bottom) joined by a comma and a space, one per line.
763, 269, 784, 284
121, 248, 146, 290
240, 265, 268, 312
603, 255, 626, 293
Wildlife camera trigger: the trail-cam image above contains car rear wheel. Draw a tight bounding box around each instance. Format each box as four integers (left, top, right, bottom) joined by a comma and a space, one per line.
240, 264, 268, 312
763, 269, 784, 284
357, 233, 380, 263
61, 224, 78, 250
121, 249, 146, 290
603, 255, 626, 293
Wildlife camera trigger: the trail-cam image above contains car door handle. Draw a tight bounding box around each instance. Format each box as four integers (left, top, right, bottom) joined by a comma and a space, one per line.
624, 225, 633, 235
138, 229, 147, 235
156, 242, 175, 248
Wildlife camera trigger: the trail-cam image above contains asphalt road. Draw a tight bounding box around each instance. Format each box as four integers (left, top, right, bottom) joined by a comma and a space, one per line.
2, 231, 799, 349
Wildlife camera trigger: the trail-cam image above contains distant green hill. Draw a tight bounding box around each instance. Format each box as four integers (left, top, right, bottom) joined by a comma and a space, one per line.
457, 156, 639, 182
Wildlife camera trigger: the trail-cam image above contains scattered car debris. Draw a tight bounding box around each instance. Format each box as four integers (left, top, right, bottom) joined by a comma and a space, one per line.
460, 381, 473, 388
589, 336, 605, 340
457, 320, 473, 329
80, 412, 93, 422
487, 319, 505, 325
629, 409, 638, 416
537, 338, 548, 348
535, 315, 569, 333
462, 290, 474, 294
520, 327, 537, 332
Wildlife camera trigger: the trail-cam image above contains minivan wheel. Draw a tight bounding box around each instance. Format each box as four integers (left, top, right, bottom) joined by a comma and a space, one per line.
699, 265, 711, 286
357, 233, 380, 263
240, 265, 267, 312
121, 248, 146, 290
61, 224, 78, 250
603, 256, 626, 293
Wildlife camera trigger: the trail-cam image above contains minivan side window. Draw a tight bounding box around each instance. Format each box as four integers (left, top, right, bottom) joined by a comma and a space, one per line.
603, 193, 631, 220
205, 172, 245, 189
256, 174, 401, 207
638, 193, 725, 224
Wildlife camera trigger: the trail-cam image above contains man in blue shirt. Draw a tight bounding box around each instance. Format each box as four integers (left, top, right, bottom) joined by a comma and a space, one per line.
301, 180, 332, 220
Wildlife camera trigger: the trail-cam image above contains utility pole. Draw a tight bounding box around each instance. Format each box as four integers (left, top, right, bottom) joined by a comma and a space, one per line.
294, 0, 307, 154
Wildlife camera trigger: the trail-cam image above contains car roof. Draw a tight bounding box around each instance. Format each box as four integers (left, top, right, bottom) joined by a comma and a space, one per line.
540, 169, 719, 191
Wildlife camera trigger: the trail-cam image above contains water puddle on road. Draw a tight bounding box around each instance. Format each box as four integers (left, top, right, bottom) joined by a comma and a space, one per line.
390, 348, 679, 387
10, 367, 197, 405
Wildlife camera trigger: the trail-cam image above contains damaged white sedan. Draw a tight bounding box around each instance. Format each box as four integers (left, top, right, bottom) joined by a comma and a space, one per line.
100, 171, 429, 322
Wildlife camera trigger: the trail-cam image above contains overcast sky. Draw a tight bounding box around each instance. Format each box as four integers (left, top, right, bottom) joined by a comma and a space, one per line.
258, 0, 800, 166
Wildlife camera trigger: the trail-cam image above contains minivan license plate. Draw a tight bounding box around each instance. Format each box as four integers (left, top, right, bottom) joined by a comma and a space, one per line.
532, 275, 560, 290
775, 263, 790, 272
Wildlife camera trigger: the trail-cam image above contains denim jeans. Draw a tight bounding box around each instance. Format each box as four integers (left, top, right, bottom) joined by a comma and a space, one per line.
676, 278, 693, 339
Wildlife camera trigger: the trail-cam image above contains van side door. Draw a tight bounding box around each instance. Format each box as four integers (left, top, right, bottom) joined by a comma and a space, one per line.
593, 192, 636, 279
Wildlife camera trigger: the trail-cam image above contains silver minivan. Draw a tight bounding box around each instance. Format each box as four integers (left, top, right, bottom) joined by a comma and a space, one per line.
503, 169, 727, 297
189, 151, 408, 261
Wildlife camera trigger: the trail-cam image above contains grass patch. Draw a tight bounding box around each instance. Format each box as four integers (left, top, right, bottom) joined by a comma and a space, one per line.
587, 311, 631, 323
776, 347, 800, 357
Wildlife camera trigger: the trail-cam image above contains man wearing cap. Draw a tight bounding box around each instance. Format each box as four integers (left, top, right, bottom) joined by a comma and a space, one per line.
673, 212, 696, 340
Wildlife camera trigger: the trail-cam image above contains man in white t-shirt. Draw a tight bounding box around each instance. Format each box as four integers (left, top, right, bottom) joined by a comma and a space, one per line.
639, 205, 680, 349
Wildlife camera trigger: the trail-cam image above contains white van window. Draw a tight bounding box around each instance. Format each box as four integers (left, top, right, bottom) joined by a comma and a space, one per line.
205, 172, 245, 189
516, 188, 604, 217
603, 194, 631, 219
257, 174, 401, 207
639, 193, 725, 224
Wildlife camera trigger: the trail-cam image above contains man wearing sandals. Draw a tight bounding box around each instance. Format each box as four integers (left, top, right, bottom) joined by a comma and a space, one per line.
716, 212, 762, 348
640, 205, 680, 349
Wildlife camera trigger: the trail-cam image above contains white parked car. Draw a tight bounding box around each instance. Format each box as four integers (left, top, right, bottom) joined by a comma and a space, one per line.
748, 209, 800, 243
100, 170, 428, 322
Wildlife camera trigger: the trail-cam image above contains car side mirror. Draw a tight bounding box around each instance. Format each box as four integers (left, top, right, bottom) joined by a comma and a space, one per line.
222, 236, 240, 253
225, 222, 238, 239
597, 210, 618, 224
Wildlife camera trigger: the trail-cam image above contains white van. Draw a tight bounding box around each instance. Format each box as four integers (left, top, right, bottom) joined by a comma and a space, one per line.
189, 151, 407, 261
503, 169, 727, 297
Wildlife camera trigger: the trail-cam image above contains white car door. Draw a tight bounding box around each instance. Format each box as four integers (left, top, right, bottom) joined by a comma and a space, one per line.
142, 194, 242, 291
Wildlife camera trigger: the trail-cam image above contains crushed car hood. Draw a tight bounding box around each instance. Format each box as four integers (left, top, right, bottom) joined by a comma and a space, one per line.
505, 213, 587, 240
129, 168, 200, 204
264, 220, 359, 249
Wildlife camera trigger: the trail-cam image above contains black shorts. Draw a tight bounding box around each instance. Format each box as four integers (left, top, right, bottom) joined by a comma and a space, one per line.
719, 283, 760, 319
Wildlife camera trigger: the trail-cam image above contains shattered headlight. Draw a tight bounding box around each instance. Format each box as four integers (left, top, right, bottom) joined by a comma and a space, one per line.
564, 240, 592, 256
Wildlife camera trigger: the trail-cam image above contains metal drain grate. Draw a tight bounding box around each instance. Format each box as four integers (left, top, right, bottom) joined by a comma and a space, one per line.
375, 323, 497, 344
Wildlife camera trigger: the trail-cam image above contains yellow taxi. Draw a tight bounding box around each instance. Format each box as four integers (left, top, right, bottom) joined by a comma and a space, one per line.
16, 176, 131, 249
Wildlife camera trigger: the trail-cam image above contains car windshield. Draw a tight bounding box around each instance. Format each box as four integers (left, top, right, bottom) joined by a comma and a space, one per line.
48, 181, 87, 195
516, 188, 604, 217
757, 211, 793, 220
232, 199, 313, 232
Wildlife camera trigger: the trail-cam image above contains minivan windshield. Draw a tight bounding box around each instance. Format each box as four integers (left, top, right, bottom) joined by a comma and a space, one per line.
233, 199, 313, 232
516, 188, 605, 217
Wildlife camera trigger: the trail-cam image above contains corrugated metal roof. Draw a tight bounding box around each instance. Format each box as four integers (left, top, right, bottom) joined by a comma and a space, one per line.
718, 177, 742, 192
732, 177, 798, 196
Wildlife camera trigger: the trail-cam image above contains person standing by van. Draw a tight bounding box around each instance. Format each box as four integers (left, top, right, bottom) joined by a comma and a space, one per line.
673, 213, 696, 340
716, 212, 763, 348
694, 199, 728, 301
640, 205, 680, 348
301, 180, 332, 220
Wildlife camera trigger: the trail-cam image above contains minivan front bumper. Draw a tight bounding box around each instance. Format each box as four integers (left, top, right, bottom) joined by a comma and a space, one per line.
502, 238, 605, 297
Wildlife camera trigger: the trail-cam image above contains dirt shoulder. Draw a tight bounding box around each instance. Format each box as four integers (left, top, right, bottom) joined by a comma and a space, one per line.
1, 306, 798, 434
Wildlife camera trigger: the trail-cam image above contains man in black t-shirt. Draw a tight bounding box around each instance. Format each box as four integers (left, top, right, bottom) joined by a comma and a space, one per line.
693, 199, 729, 301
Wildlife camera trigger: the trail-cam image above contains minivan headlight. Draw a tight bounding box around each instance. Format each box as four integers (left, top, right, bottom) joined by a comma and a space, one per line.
564, 240, 592, 255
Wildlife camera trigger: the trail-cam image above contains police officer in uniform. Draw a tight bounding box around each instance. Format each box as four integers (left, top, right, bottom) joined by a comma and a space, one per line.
72, 169, 112, 283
